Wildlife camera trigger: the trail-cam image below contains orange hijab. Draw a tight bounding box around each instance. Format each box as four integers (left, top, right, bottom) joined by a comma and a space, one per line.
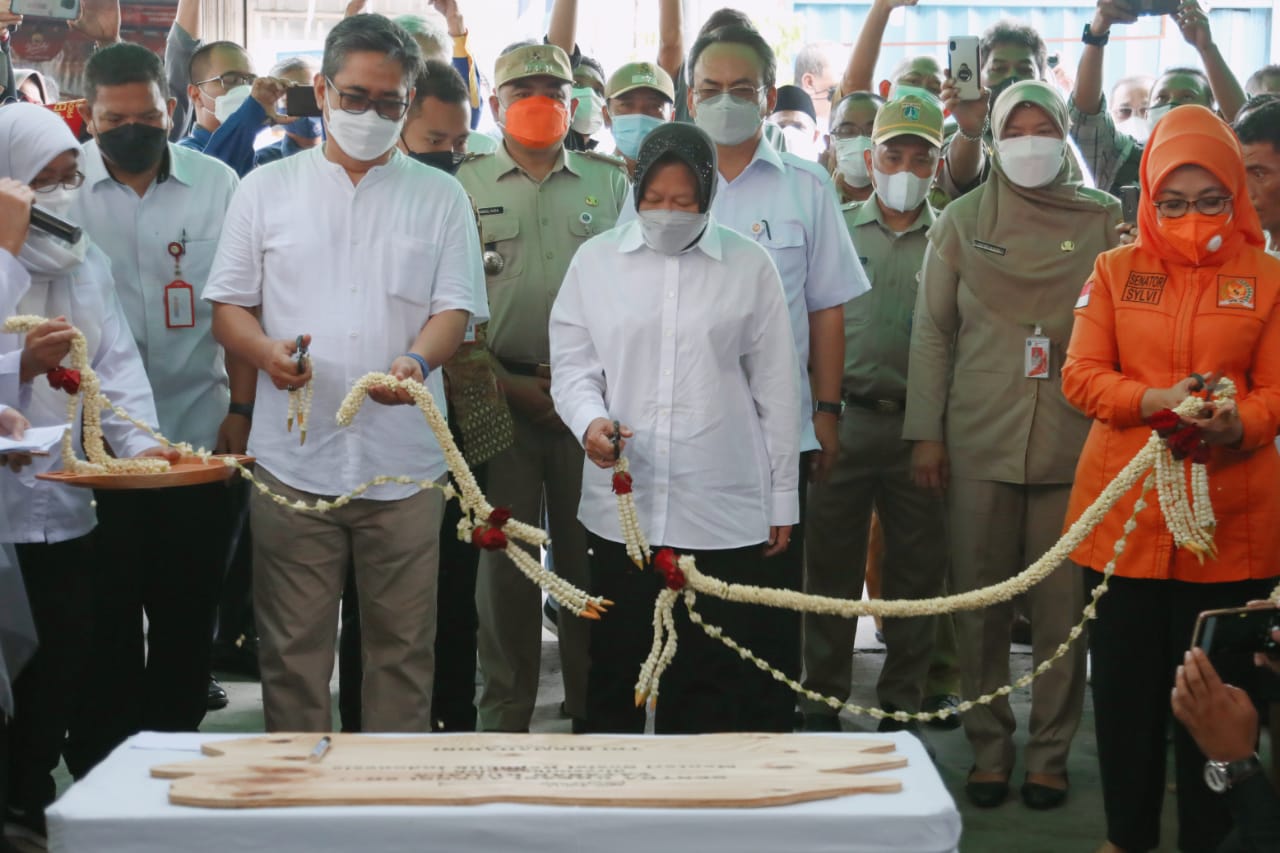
1136, 104, 1265, 263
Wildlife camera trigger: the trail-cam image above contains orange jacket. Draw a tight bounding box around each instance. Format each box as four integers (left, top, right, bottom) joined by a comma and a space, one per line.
1063, 105, 1280, 583
1062, 241, 1280, 582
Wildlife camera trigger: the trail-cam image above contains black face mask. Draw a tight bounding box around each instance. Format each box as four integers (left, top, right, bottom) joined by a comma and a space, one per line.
96, 122, 168, 175
405, 148, 464, 175
987, 75, 1028, 112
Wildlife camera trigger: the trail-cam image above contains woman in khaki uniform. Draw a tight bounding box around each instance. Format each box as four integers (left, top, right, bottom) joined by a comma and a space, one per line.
903, 80, 1120, 810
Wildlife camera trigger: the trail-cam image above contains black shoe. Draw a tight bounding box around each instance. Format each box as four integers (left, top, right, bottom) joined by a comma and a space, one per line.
965, 769, 1010, 808
876, 712, 936, 761
800, 712, 842, 732
921, 693, 963, 731
207, 676, 228, 711
4, 807, 47, 849
1020, 777, 1069, 810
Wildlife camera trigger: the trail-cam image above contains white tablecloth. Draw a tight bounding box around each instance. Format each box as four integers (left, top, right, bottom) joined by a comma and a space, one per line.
48, 732, 962, 853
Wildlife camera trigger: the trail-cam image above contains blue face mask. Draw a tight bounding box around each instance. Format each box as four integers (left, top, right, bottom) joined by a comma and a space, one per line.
611, 113, 665, 160
285, 116, 324, 140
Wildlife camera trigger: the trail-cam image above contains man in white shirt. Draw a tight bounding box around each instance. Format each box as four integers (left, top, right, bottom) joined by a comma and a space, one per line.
205, 13, 485, 733
618, 23, 868, 731
58, 43, 244, 778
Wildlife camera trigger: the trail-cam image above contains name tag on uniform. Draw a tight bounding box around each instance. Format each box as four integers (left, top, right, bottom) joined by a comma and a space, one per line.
972, 239, 1007, 256
1025, 334, 1050, 379
478, 206, 504, 216
165, 280, 195, 329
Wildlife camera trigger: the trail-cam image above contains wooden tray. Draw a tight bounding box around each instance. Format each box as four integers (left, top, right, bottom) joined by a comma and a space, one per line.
37, 455, 254, 490
152, 733, 908, 809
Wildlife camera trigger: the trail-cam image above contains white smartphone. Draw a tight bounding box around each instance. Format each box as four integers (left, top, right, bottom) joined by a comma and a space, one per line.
11, 0, 81, 20
948, 35, 982, 101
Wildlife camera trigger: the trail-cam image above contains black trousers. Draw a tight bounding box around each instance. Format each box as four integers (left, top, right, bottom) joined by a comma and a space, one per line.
742, 453, 809, 732
583, 532, 770, 734
1085, 568, 1276, 853
64, 484, 229, 778
212, 480, 254, 661
339, 462, 485, 734
0, 536, 94, 822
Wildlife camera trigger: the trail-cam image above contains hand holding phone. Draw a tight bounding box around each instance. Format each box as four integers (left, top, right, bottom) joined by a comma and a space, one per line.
1119, 185, 1140, 226
285, 87, 323, 118
1193, 603, 1280, 662
947, 36, 982, 102
10, 0, 79, 22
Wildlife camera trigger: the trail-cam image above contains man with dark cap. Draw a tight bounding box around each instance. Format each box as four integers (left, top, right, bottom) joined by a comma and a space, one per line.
771, 84, 821, 161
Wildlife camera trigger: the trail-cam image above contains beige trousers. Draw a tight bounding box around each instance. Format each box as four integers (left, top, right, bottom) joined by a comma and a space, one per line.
802, 409, 949, 714
251, 466, 445, 733
475, 413, 590, 731
948, 478, 1087, 776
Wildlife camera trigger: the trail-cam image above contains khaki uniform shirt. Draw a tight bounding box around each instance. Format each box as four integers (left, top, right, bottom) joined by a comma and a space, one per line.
841, 199, 935, 402
455, 144, 629, 364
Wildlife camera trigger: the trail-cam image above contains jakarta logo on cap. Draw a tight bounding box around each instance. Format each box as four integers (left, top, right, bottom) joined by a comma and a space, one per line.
903, 103, 920, 121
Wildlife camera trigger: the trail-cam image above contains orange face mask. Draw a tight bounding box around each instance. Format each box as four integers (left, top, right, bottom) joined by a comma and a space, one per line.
1159, 211, 1232, 266
502, 96, 571, 150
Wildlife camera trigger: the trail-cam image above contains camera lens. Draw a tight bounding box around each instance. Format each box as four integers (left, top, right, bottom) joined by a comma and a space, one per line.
949, 41, 956, 51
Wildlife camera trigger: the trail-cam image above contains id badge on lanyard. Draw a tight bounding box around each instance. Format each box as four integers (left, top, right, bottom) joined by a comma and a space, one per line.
165, 236, 195, 329
1025, 325, 1050, 380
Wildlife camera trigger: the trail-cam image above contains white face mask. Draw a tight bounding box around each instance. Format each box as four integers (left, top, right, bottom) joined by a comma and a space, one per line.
638, 209, 709, 256
694, 93, 764, 146
834, 136, 874, 187
325, 102, 405, 162
1117, 115, 1151, 144
779, 124, 821, 161
35, 185, 77, 217
571, 87, 605, 136
213, 84, 252, 124
1145, 103, 1174, 137
872, 167, 932, 213
996, 135, 1065, 189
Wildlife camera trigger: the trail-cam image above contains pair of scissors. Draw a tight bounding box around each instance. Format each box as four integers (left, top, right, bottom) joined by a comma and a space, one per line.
294, 334, 309, 375
611, 420, 621, 462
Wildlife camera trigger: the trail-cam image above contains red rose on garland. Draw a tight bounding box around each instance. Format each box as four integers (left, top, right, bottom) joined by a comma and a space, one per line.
46, 367, 81, 395
653, 547, 686, 591
471, 506, 513, 551
1190, 443, 1211, 465
1167, 426, 1205, 461
1146, 409, 1180, 437
612, 471, 633, 495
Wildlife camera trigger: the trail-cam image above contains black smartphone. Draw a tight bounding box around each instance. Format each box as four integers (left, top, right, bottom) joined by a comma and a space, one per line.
1135, 0, 1180, 15
1119, 185, 1141, 226
285, 87, 322, 118
1193, 604, 1280, 660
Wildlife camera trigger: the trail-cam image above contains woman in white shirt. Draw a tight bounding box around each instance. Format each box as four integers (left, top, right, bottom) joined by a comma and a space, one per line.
550, 122, 801, 734
0, 103, 172, 841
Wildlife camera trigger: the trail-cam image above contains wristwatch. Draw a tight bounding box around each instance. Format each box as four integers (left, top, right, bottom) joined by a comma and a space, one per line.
228, 401, 254, 420
814, 401, 844, 418
1081, 23, 1110, 47
1204, 755, 1263, 793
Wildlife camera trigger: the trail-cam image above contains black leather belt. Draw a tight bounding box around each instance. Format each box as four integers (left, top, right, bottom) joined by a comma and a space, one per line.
844, 394, 905, 414
498, 358, 551, 380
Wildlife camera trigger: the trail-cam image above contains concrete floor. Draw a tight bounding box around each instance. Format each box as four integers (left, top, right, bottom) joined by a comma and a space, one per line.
37, 617, 1276, 853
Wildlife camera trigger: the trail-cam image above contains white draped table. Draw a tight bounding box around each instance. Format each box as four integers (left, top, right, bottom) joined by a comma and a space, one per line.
48, 731, 961, 853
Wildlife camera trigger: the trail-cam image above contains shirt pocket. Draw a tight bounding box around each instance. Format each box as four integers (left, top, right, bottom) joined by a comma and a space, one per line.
384, 233, 440, 308
181, 238, 220, 292
756, 220, 806, 288
479, 215, 522, 285
567, 209, 617, 242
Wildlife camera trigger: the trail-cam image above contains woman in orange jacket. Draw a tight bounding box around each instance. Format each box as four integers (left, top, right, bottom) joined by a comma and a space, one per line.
1062, 104, 1280, 853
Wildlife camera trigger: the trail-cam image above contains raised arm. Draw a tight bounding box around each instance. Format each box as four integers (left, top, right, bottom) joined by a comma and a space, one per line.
547, 0, 578, 60
1175, 0, 1245, 122
174, 0, 199, 38
657, 0, 683, 81
842, 0, 917, 97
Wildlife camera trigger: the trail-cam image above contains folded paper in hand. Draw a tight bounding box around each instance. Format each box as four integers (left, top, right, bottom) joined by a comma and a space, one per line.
0, 425, 66, 455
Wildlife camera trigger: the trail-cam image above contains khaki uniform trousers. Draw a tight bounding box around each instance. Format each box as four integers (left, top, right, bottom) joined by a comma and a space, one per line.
802, 408, 949, 714
948, 478, 1086, 776
251, 466, 445, 733
475, 412, 590, 731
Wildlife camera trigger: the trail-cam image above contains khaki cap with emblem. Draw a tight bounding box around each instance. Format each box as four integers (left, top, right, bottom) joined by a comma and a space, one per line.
605, 61, 675, 102
494, 44, 575, 88
872, 93, 944, 148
